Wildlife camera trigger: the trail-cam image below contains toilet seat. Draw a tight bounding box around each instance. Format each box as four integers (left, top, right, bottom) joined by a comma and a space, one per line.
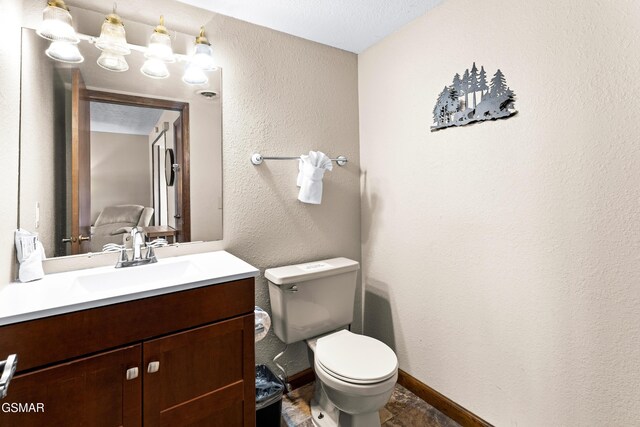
314, 359, 399, 397
315, 330, 398, 385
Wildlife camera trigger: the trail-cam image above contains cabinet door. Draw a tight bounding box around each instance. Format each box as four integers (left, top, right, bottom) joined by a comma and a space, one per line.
0, 344, 141, 427
143, 314, 255, 427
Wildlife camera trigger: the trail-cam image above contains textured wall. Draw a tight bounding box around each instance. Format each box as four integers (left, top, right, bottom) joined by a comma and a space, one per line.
0, 0, 22, 280
359, 0, 640, 425
7, 0, 360, 377
91, 132, 151, 224
205, 12, 361, 373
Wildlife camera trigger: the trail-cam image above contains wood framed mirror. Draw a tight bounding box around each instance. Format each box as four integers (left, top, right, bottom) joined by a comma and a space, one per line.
18, 20, 222, 258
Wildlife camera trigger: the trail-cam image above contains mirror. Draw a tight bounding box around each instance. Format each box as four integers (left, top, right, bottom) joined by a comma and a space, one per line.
19, 20, 222, 258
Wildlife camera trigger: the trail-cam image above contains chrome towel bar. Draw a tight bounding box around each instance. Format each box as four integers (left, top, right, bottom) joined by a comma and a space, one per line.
251, 153, 348, 166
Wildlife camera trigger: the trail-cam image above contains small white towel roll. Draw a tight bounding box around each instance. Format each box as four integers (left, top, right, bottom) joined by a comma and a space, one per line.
297, 151, 333, 205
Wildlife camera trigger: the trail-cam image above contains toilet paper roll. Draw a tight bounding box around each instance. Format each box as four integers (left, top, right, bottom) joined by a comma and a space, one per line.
254, 306, 271, 342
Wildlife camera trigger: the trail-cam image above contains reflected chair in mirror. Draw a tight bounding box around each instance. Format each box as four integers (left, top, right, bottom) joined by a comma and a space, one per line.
90, 205, 154, 252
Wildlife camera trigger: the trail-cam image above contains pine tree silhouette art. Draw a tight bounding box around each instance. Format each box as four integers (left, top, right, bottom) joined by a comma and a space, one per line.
431, 64, 517, 131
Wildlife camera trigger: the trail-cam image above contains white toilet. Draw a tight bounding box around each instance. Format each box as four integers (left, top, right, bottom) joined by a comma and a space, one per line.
266, 258, 398, 427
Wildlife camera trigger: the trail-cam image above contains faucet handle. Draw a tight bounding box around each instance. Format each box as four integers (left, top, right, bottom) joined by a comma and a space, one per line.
145, 245, 156, 260
103, 243, 125, 253
147, 238, 168, 248
119, 247, 129, 263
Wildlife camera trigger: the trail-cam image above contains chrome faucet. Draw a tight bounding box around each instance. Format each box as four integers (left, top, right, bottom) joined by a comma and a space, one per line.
101, 227, 168, 268
131, 227, 144, 261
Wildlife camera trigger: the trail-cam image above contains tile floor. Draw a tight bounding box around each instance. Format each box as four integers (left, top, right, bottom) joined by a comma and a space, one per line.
280, 382, 461, 427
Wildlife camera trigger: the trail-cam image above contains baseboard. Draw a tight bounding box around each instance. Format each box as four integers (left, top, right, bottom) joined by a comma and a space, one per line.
397, 369, 493, 427
287, 368, 315, 391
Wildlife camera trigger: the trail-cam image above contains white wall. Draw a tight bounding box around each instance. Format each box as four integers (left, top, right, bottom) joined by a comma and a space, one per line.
7, 0, 360, 378
18, 29, 66, 257
90, 132, 151, 224
359, 0, 640, 425
0, 0, 22, 279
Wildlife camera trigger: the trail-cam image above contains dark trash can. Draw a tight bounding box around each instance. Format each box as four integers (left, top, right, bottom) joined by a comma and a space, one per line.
256, 364, 285, 427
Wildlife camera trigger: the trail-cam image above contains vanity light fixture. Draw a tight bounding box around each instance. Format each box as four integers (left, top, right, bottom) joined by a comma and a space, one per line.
141, 15, 174, 79
36, 0, 80, 44
182, 27, 215, 85
35, 5, 216, 85
190, 27, 216, 71
145, 16, 175, 63
37, 0, 83, 63
95, 5, 130, 72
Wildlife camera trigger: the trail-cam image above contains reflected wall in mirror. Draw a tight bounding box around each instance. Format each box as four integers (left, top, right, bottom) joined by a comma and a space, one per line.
19, 17, 222, 259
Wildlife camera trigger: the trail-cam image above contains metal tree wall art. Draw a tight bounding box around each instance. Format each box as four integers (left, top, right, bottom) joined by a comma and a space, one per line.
431, 63, 517, 131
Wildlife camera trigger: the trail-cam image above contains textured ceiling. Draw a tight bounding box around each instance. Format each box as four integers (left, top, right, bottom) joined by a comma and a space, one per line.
90, 102, 164, 135
175, 0, 443, 53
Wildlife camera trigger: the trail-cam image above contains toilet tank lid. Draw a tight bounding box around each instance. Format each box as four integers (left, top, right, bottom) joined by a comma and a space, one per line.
265, 257, 359, 285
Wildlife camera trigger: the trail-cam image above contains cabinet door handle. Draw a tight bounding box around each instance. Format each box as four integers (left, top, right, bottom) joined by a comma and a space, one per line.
126, 367, 139, 380
0, 354, 18, 399
147, 361, 160, 374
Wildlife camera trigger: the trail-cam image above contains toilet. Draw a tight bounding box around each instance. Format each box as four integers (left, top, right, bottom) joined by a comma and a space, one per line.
266, 258, 398, 427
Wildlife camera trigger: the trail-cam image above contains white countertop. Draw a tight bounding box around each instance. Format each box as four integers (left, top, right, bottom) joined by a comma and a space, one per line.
0, 250, 259, 326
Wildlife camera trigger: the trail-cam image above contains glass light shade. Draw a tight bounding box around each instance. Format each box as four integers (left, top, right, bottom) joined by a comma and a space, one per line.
36, 4, 79, 44
191, 43, 216, 71
141, 58, 169, 79
96, 18, 130, 55
97, 51, 128, 72
182, 64, 208, 85
145, 32, 175, 62
45, 41, 84, 63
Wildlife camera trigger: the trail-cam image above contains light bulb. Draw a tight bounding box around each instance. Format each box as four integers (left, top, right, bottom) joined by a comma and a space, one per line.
188, 27, 216, 71
95, 9, 130, 56
182, 64, 208, 85
191, 43, 216, 71
36, 1, 79, 44
145, 16, 175, 63
141, 58, 169, 79
97, 51, 128, 72
45, 41, 84, 63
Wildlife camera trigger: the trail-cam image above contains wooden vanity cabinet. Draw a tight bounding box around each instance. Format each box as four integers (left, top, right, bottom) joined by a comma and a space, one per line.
0, 345, 141, 427
0, 278, 256, 427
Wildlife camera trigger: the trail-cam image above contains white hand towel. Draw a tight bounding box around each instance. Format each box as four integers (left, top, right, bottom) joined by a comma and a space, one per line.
297, 151, 333, 204
15, 229, 46, 282
18, 241, 46, 283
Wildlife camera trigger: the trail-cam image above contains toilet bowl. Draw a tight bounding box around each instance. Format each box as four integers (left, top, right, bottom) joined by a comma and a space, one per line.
265, 258, 399, 427
307, 330, 398, 427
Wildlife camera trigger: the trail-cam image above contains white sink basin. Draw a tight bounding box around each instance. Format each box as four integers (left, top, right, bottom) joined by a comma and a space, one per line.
0, 250, 259, 326
72, 259, 202, 294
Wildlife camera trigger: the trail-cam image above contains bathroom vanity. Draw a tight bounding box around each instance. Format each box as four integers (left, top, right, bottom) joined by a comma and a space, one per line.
0, 251, 258, 427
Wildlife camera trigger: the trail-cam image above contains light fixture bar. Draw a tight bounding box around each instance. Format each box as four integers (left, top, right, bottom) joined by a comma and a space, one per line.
76, 33, 192, 62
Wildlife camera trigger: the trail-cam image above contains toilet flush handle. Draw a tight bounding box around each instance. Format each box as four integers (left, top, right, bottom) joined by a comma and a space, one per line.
287, 285, 299, 293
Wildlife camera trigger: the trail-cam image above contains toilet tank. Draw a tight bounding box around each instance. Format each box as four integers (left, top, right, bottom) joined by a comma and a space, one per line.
266, 258, 360, 344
